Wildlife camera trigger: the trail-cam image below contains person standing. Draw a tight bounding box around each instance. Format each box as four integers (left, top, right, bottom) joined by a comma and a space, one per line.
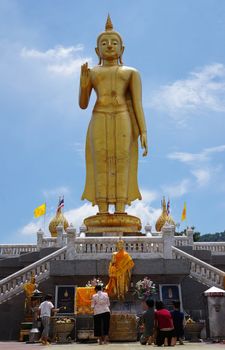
140, 298, 155, 345
171, 300, 185, 345
91, 284, 111, 345
39, 294, 54, 345
155, 301, 176, 346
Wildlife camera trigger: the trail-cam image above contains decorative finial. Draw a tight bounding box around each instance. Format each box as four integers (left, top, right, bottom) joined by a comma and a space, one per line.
155, 197, 176, 232
162, 197, 167, 212
105, 14, 113, 31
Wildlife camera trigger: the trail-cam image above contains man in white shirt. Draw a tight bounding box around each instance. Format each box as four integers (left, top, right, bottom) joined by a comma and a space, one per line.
39, 294, 54, 345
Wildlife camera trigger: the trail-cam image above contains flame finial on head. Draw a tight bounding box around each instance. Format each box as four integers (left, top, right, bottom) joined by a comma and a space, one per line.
105, 14, 113, 31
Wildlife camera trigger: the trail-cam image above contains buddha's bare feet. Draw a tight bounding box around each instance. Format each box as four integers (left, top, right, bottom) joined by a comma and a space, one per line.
115, 202, 125, 213
98, 203, 108, 214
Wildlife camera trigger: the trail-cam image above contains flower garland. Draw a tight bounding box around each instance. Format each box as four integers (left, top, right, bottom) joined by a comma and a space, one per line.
85, 277, 104, 288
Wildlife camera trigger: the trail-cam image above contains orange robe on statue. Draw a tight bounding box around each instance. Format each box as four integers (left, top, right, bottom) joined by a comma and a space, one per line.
106, 248, 134, 299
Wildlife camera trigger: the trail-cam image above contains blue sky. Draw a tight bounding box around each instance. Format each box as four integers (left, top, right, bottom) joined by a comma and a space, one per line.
1, 0, 225, 243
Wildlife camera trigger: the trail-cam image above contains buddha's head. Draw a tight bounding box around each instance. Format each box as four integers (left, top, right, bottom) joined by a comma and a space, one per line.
31, 273, 36, 284
116, 238, 125, 251
96, 15, 124, 65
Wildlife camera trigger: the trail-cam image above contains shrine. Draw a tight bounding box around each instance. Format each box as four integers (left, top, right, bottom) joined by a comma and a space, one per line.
0, 15, 225, 345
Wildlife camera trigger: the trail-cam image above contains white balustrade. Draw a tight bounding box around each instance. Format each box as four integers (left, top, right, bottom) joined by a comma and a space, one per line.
41, 237, 58, 248
172, 246, 225, 289
193, 242, 225, 255
0, 244, 37, 256
174, 236, 193, 246
0, 246, 67, 304
4, 233, 225, 259
72, 236, 164, 259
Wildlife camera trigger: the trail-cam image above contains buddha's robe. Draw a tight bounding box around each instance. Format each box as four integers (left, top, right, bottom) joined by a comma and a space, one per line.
106, 248, 134, 299
81, 66, 142, 206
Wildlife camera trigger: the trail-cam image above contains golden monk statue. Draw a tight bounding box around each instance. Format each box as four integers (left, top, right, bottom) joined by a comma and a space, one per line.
106, 239, 134, 299
79, 15, 148, 214
23, 274, 37, 315
23, 275, 37, 298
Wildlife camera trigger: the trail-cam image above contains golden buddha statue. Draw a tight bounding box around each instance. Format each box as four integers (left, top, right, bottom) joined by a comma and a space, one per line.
79, 15, 148, 215
105, 239, 134, 299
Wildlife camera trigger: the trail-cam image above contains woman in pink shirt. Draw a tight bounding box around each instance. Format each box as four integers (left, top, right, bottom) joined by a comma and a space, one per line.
91, 284, 111, 345
155, 301, 176, 346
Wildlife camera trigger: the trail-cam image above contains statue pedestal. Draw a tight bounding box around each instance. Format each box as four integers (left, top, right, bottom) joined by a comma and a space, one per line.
84, 213, 142, 236
109, 313, 137, 341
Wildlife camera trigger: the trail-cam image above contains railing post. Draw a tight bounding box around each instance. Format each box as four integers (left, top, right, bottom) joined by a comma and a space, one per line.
162, 223, 175, 259
187, 227, 194, 246
79, 223, 87, 237
56, 224, 64, 247
66, 224, 76, 260
37, 229, 44, 250
144, 223, 152, 235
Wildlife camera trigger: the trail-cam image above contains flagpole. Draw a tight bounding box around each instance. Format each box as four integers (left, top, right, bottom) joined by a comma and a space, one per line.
43, 202, 46, 233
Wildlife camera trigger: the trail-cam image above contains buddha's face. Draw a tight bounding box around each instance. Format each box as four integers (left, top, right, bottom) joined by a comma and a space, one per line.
97, 33, 123, 61
116, 240, 124, 250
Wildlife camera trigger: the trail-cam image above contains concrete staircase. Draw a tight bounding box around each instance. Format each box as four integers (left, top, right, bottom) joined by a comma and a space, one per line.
172, 246, 225, 289
0, 246, 67, 304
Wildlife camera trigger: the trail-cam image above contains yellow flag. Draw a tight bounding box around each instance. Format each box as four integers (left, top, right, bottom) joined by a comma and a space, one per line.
181, 202, 186, 221
34, 203, 46, 218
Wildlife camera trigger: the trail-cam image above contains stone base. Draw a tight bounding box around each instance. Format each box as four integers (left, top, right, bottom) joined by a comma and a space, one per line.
84, 213, 142, 236
77, 329, 96, 341
109, 313, 137, 341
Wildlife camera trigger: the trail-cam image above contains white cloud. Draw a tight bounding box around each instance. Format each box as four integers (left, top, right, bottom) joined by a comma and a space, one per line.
168, 144, 225, 164
149, 63, 225, 118
48, 59, 87, 76
140, 189, 159, 203
72, 142, 85, 159
21, 45, 84, 59
191, 169, 210, 187
167, 145, 225, 190
21, 45, 92, 77
42, 186, 70, 199
127, 201, 161, 230
204, 145, 225, 156
18, 203, 96, 236
18, 198, 162, 237
64, 203, 97, 228
168, 152, 205, 163
20, 221, 42, 235
64, 200, 161, 232
162, 179, 191, 198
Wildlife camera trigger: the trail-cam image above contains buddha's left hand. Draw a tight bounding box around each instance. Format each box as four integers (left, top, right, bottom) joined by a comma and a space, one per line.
140, 132, 148, 156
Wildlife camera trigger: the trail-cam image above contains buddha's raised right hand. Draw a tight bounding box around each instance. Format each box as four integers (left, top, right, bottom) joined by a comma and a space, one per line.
80, 62, 91, 88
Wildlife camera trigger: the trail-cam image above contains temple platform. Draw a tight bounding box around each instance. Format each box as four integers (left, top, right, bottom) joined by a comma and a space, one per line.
0, 341, 224, 350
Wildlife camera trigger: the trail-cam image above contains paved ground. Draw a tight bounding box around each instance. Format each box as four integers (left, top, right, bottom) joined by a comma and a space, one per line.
0, 342, 224, 350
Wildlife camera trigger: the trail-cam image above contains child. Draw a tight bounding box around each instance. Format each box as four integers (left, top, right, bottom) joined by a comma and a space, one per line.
170, 300, 185, 345
140, 298, 155, 345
